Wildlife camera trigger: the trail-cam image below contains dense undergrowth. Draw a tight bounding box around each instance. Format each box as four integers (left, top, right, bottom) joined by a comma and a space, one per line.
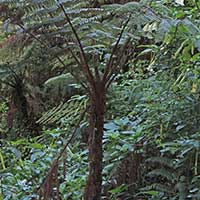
0, 0, 200, 199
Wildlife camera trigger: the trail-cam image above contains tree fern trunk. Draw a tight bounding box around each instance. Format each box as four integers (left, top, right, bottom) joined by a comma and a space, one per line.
84, 85, 105, 200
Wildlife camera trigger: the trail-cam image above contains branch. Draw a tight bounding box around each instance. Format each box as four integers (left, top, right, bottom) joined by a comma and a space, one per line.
17, 24, 88, 90
102, 15, 131, 85
105, 37, 131, 85
57, 0, 96, 88
56, 54, 88, 90
0, 63, 23, 87
105, 72, 118, 91
7, 64, 20, 81
41, 5, 88, 90
39, 5, 88, 90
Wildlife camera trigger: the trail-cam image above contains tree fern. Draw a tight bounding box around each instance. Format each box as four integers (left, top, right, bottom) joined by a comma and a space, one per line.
3, 1, 199, 200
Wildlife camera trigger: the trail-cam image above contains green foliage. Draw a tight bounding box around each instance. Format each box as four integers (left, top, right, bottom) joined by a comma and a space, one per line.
0, 101, 8, 135
0, 0, 200, 200
0, 128, 88, 199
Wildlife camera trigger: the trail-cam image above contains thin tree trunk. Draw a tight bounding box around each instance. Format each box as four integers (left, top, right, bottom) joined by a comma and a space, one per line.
84, 84, 105, 200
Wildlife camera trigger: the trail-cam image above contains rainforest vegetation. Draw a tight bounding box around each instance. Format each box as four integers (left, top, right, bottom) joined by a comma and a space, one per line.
0, 0, 200, 199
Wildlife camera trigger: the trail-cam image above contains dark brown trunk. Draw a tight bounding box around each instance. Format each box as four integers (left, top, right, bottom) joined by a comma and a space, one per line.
84, 84, 105, 200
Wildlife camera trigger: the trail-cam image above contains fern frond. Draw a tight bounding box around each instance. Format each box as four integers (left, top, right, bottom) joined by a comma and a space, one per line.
146, 157, 175, 168
141, 183, 174, 194
44, 73, 74, 86
37, 95, 88, 125
147, 168, 177, 183
102, 2, 141, 13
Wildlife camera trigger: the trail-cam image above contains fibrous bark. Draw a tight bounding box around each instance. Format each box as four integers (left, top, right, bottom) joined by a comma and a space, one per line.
84, 84, 105, 200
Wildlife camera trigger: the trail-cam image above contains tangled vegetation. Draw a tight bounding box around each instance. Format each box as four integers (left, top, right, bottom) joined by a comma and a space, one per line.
0, 0, 200, 199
